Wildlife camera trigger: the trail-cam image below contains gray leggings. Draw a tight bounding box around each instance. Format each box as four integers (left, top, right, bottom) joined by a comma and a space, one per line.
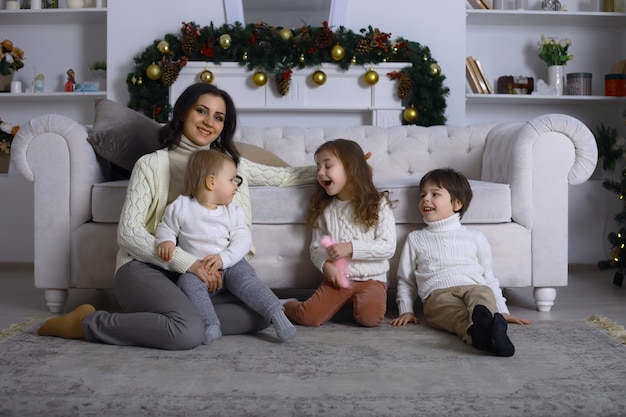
82, 260, 269, 350
178, 259, 283, 330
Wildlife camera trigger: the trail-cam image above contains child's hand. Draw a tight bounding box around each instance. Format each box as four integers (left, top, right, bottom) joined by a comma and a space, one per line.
502, 313, 532, 325
202, 254, 224, 272
157, 241, 175, 262
325, 241, 352, 261
322, 261, 346, 289
389, 312, 419, 326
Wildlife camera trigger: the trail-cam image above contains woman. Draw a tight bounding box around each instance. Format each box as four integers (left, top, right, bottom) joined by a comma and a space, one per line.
37, 83, 316, 350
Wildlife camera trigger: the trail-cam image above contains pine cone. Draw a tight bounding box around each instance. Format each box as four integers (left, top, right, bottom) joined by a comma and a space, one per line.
161, 65, 180, 87
397, 74, 414, 99
181, 34, 198, 55
314, 27, 335, 49
355, 37, 374, 56
275, 73, 291, 96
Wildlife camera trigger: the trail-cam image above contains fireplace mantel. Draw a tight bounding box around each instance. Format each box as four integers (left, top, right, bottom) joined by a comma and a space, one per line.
170, 62, 408, 128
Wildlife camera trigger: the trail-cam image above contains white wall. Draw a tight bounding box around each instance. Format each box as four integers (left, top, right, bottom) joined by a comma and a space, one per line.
107, 0, 229, 105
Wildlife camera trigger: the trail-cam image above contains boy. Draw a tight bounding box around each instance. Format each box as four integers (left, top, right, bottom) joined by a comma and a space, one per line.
390, 168, 531, 356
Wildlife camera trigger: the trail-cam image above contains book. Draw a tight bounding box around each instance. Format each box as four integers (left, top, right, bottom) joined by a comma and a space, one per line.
467, 0, 487, 9
473, 58, 494, 94
465, 57, 484, 93
478, 0, 492, 9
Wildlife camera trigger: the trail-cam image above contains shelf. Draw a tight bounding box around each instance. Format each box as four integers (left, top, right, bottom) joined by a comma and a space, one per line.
466, 10, 626, 26
466, 93, 626, 104
0, 91, 106, 101
0, 8, 106, 25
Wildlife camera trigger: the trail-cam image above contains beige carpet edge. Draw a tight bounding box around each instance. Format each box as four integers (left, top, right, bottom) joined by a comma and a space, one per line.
0, 316, 47, 341
584, 315, 626, 344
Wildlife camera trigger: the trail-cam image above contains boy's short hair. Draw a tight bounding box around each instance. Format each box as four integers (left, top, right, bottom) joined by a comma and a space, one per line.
419, 168, 473, 218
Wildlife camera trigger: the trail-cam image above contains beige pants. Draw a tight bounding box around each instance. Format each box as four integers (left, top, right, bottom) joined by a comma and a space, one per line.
423, 285, 497, 345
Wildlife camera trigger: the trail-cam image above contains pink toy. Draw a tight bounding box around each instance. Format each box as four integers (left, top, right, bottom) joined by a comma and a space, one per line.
320, 236, 350, 288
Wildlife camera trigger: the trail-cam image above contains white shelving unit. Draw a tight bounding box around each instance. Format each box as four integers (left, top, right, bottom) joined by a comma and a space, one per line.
465, 8, 626, 128
0, 6, 107, 263
0, 7, 107, 127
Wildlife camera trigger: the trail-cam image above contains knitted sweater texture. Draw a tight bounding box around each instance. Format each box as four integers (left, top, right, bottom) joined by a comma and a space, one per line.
310, 198, 396, 283
396, 213, 509, 315
116, 147, 317, 274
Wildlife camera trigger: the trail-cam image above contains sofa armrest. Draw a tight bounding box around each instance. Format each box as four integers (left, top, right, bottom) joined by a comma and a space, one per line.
481, 113, 597, 228
11, 114, 106, 291
481, 113, 597, 290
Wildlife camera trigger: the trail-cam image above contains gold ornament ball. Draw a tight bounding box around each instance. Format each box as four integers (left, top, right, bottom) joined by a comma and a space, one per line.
311, 70, 327, 86
219, 34, 232, 49
430, 63, 441, 76
146, 63, 161, 81
199, 69, 214, 84
364, 69, 379, 86
157, 40, 170, 55
403, 106, 419, 123
299, 54, 305, 63
330, 44, 345, 61
252, 71, 268, 87
279, 28, 293, 40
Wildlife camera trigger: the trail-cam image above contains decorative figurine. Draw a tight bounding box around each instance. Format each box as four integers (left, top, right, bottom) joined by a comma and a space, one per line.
33, 71, 45, 93
65, 69, 75, 92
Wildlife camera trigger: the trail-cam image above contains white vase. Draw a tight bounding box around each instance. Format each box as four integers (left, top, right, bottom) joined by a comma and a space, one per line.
548, 65, 565, 96
30, 0, 42, 8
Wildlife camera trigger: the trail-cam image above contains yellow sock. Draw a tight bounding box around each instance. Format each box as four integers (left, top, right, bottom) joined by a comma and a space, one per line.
37, 304, 96, 339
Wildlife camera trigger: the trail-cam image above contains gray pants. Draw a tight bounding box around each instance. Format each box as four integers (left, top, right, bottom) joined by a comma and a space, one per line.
82, 260, 269, 350
178, 259, 283, 330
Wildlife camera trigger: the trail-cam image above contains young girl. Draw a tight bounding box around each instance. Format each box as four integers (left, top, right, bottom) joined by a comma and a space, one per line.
156, 149, 295, 344
283, 139, 397, 327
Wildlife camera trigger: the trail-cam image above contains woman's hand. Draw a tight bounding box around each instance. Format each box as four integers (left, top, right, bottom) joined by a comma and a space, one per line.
188, 260, 223, 293
202, 254, 224, 273
389, 312, 419, 326
502, 313, 532, 325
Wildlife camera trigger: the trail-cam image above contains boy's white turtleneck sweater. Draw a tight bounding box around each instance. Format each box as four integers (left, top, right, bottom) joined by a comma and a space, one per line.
396, 213, 509, 315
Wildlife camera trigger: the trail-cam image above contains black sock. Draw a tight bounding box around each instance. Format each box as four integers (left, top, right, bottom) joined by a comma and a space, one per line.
490, 313, 515, 357
470, 304, 493, 351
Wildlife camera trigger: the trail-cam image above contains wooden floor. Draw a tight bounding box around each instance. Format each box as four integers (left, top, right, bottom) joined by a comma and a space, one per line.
1, 263, 625, 330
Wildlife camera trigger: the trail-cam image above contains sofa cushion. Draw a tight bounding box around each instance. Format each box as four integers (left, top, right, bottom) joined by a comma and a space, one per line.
87, 99, 162, 172
91, 179, 511, 225
249, 179, 511, 225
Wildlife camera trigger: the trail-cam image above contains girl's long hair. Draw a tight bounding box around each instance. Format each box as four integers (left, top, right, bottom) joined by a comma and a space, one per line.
158, 83, 240, 165
307, 139, 394, 230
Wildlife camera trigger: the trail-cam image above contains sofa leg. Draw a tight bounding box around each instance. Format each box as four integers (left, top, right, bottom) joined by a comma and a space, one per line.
533, 287, 556, 312
45, 289, 69, 314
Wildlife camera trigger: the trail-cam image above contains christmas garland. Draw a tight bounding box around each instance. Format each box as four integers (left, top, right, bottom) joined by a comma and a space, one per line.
127, 21, 449, 125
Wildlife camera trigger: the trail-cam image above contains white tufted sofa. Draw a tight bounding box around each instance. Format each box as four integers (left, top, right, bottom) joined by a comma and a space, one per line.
11, 113, 597, 313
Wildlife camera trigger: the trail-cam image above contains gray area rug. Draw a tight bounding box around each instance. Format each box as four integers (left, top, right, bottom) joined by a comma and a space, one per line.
1, 319, 625, 417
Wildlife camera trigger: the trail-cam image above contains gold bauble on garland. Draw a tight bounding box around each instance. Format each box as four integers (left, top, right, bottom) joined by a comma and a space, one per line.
279, 28, 293, 40
199, 69, 214, 83
364, 68, 379, 86
403, 106, 419, 123
157, 40, 170, 55
430, 63, 441, 77
146, 63, 161, 80
252, 71, 268, 87
219, 34, 232, 49
311, 70, 327, 86
330, 44, 345, 61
